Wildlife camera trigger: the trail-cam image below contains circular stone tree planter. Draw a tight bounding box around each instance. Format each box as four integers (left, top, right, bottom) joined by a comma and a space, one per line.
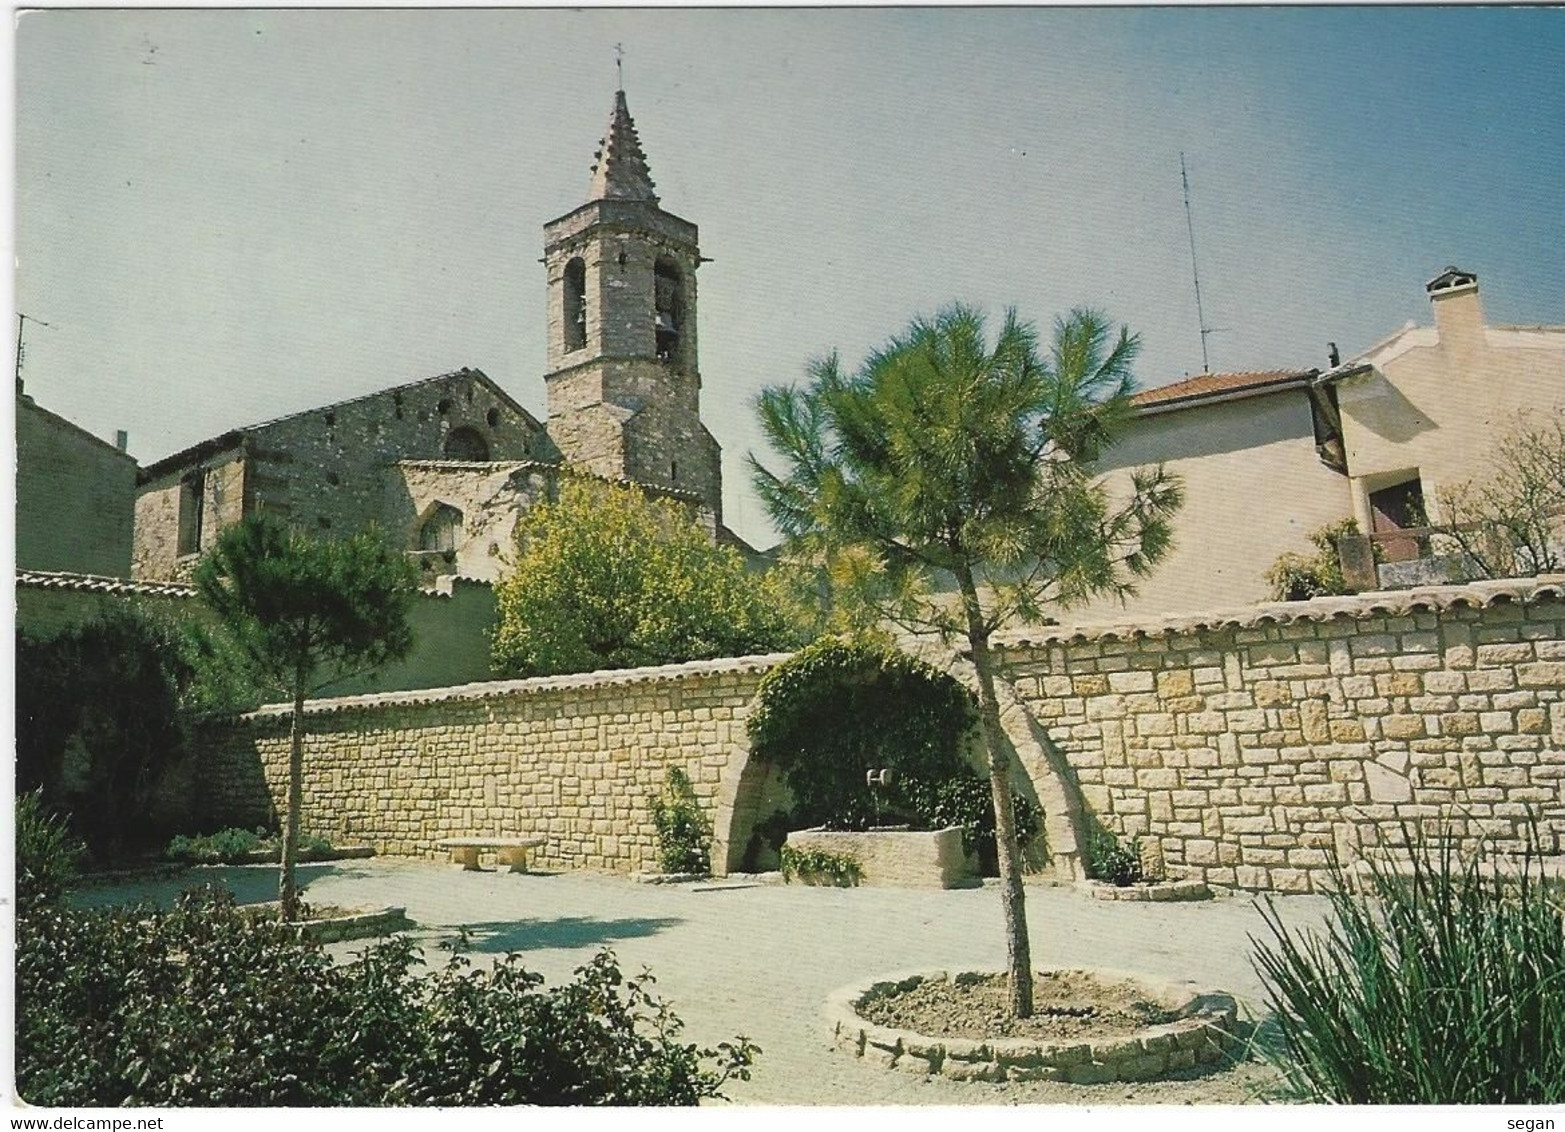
826, 968, 1245, 1083
247, 904, 412, 944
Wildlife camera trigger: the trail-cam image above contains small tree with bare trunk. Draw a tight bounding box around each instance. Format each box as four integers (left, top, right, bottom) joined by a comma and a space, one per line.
196, 516, 416, 921
750, 304, 1180, 1016
1430, 412, 1565, 580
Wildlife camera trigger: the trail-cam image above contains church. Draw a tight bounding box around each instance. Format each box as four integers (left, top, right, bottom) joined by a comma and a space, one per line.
131, 89, 743, 584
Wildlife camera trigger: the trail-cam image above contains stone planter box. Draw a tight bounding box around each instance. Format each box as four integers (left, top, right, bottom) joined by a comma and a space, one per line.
1076, 878, 1212, 902
785, 826, 975, 889
826, 967, 1245, 1083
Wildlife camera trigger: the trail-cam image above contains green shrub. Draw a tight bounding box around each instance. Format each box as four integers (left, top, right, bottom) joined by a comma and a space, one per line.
164, 828, 335, 865
491, 478, 803, 678
1086, 823, 1143, 886
16, 791, 85, 911
14, 607, 267, 861
779, 845, 861, 886
1251, 827, 1565, 1103
648, 768, 711, 874
16, 887, 756, 1106
747, 637, 977, 831
1265, 518, 1366, 601
901, 767, 1044, 873
16, 609, 199, 856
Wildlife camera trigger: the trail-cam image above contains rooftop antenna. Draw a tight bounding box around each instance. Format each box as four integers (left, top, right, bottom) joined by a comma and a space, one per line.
1180, 153, 1218, 374
15, 312, 54, 389
614, 43, 624, 92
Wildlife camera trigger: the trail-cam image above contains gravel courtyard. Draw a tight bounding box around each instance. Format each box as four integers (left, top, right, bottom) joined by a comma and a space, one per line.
76, 859, 1338, 1105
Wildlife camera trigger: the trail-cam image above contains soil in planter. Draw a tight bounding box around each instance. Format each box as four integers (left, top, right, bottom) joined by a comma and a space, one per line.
857, 971, 1178, 1042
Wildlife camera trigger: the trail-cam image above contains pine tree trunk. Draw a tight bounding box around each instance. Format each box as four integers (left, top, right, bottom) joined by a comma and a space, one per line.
956, 565, 1034, 1018
280, 679, 305, 922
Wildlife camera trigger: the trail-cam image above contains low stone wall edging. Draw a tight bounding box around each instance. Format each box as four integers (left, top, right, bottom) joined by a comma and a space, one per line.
826, 967, 1244, 1083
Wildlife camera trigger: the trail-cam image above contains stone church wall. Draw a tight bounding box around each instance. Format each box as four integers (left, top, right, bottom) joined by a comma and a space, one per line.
134, 446, 247, 582
131, 370, 548, 581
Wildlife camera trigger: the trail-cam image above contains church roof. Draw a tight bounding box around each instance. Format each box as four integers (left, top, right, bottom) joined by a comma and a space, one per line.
588, 90, 659, 203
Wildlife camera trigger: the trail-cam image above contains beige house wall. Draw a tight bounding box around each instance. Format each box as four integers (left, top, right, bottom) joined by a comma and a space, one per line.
16, 392, 138, 577
15, 573, 498, 698
133, 447, 248, 582
1336, 285, 1565, 525
1075, 390, 1353, 621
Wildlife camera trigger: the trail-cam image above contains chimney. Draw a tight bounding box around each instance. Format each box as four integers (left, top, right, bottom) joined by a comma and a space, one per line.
1426, 266, 1484, 349
115, 429, 129, 452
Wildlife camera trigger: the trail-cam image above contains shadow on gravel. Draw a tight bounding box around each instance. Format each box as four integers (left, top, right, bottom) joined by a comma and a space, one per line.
68, 863, 377, 910
438, 915, 685, 954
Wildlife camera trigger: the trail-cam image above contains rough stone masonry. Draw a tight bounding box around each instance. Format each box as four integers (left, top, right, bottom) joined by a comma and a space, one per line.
196, 577, 1564, 893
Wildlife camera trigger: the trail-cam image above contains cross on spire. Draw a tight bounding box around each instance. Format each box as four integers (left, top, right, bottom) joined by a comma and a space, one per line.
614, 43, 624, 92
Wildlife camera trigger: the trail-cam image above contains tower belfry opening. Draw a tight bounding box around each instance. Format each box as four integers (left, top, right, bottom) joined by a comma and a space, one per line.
540, 87, 724, 524
654, 258, 682, 364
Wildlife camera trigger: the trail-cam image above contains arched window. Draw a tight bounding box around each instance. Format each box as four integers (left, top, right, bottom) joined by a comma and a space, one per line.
564, 257, 587, 353
443, 426, 490, 461
419, 503, 463, 553
654, 257, 682, 364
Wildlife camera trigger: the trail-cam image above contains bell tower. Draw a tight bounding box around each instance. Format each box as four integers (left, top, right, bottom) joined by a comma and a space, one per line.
542, 90, 723, 523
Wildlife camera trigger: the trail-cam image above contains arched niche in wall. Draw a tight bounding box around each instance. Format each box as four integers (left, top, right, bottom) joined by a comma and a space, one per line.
443, 426, 491, 462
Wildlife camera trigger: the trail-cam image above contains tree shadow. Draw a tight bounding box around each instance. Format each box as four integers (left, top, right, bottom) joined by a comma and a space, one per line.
436, 915, 685, 954
69, 862, 375, 911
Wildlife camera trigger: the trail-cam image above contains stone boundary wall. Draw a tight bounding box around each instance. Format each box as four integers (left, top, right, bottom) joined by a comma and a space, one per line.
197, 655, 790, 873
192, 578, 1564, 892
994, 578, 1565, 893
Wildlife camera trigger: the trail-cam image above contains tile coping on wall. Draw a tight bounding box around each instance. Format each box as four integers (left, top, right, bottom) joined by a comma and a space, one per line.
232, 651, 796, 723
989, 575, 1565, 648
15, 569, 199, 598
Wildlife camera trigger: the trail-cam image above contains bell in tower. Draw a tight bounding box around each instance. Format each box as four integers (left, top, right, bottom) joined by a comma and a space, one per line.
539, 88, 724, 526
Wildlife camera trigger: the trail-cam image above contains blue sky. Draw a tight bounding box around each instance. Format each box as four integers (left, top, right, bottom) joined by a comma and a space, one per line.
14, 8, 1565, 547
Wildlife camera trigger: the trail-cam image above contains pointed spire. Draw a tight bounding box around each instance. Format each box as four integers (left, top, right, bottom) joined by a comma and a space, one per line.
588, 90, 658, 204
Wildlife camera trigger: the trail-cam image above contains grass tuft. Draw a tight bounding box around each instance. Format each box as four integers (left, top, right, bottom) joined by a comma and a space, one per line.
1251, 823, 1565, 1103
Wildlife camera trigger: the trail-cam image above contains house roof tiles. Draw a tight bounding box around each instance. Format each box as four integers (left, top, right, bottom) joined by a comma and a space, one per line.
1130, 369, 1317, 411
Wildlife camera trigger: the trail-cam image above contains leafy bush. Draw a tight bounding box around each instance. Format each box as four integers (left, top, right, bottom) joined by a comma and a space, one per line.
779, 845, 861, 887
491, 479, 804, 678
747, 637, 978, 831
648, 768, 711, 874
16, 791, 85, 912
901, 767, 1044, 873
1265, 518, 1364, 601
16, 887, 756, 1106
164, 827, 335, 864
1251, 827, 1565, 1103
14, 607, 266, 860
16, 609, 198, 855
1086, 823, 1143, 886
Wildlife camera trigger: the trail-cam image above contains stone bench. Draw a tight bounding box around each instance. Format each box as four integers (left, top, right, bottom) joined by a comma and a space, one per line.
436, 836, 547, 873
